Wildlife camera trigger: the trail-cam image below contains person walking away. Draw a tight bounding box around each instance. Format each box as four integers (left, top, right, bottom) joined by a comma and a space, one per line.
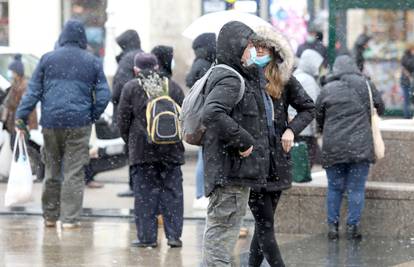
185, 33, 216, 210
316, 55, 385, 240
3, 54, 38, 138
353, 33, 371, 73
290, 49, 324, 167
118, 53, 185, 248
15, 20, 111, 229
296, 24, 328, 66
400, 43, 414, 119
112, 29, 143, 198
201, 21, 271, 266
247, 27, 315, 267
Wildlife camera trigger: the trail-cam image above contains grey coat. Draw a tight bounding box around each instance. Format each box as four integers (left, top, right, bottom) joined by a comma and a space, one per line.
316, 55, 385, 168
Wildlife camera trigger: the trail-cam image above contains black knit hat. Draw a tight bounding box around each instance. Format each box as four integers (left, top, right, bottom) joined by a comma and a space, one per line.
8, 54, 24, 77
134, 52, 158, 70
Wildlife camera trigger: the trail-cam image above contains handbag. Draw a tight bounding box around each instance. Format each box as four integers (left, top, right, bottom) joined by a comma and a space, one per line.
366, 81, 385, 160
4, 133, 34, 207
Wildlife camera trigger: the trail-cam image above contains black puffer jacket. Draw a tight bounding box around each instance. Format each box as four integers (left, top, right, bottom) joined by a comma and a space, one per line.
201, 21, 270, 196
316, 55, 385, 168
117, 71, 185, 166
185, 33, 216, 88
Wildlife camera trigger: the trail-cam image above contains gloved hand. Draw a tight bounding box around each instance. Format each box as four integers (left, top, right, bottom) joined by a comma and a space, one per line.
15, 119, 30, 138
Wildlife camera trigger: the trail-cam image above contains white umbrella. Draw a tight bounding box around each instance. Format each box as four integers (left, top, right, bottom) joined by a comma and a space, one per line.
182, 10, 272, 40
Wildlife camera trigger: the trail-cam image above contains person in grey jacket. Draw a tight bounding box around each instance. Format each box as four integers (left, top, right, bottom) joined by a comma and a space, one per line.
316, 55, 384, 240
291, 49, 324, 167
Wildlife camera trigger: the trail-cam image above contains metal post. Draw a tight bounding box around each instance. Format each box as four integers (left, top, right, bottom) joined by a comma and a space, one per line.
328, 0, 337, 67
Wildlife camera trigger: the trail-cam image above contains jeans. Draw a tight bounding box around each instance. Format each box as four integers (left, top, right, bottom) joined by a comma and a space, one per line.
401, 83, 413, 119
202, 185, 250, 267
195, 148, 205, 198
326, 162, 370, 226
131, 162, 183, 243
41, 126, 91, 223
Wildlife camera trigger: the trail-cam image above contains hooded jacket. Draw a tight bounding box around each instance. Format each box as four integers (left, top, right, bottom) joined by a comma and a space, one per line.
115, 30, 141, 63
291, 49, 324, 136
16, 20, 111, 128
185, 33, 216, 88
254, 27, 315, 192
316, 55, 385, 168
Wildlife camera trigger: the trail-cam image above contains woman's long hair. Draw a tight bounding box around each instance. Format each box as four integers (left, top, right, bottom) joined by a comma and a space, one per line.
264, 48, 284, 99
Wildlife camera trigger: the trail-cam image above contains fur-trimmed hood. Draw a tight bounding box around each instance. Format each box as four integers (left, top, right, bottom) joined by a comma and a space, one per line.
253, 26, 295, 85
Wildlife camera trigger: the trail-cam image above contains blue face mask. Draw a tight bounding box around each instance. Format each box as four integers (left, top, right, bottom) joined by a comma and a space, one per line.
245, 47, 257, 67
254, 55, 271, 68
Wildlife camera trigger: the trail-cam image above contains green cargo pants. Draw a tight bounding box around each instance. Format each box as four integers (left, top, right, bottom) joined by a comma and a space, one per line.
41, 126, 91, 224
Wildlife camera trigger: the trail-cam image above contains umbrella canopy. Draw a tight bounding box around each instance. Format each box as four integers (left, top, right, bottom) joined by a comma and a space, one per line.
182, 10, 272, 40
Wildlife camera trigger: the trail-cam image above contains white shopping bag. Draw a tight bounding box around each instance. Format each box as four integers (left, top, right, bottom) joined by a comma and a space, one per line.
5, 133, 33, 207
0, 130, 12, 178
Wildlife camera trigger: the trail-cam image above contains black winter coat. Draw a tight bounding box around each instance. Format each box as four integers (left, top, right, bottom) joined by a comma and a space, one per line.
117, 71, 185, 166
316, 55, 385, 168
115, 30, 141, 63
401, 50, 414, 87
200, 22, 314, 196
185, 33, 216, 88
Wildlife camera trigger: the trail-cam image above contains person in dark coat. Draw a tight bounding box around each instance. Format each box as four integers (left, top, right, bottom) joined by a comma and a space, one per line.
316, 55, 384, 240
185, 32, 216, 88
247, 26, 315, 267
353, 33, 371, 72
112, 29, 143, 197
400, 43, 414, 118
296, 25, 328, 65
117, 53, 185, 248
16, 20, 111, 228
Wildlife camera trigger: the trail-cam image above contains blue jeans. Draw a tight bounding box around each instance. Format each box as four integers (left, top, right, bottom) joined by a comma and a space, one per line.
401, 83, 413, 119
326, 162, 370, 226
195, 148, 205, 198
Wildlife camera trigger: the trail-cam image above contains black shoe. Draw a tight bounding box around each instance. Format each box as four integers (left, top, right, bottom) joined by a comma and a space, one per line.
346, 224, 362, 240
328, 223, 339, 240
131, 240, 157, 248
167, 239, 182, 248
117, 189, 134, 197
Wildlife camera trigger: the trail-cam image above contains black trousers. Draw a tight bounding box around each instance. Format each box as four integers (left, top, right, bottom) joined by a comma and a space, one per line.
131, 162, 183, 243
248, 190, 285, 267
84, 153, 128, 184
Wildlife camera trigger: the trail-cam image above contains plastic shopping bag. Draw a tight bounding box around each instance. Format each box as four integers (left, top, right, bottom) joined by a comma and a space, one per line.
4, 133, 33, 207
0, 130, 12, 178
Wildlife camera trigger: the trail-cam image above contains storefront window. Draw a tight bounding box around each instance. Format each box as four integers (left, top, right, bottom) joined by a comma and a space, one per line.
0, 0, 9, 46
63, 0, 107, 57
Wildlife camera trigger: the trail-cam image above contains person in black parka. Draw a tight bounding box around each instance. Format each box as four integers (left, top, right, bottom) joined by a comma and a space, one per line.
353, 33, 371, 72
316, 55, 384, 240
117, 53, 185, 248
400, 43, 414, 119
185, 33, 216, 88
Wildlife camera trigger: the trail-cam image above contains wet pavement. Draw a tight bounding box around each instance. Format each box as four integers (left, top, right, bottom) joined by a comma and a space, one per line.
0, 216, 413, 267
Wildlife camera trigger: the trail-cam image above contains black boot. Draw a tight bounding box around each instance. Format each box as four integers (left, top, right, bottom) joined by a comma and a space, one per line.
346, 224, 362, 240
328, 223, 339, 240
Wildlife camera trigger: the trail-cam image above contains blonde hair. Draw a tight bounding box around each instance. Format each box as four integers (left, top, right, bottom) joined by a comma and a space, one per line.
264, 48, 284, 99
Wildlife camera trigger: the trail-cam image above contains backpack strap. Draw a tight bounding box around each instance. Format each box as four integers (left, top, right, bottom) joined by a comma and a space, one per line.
214, 64, 245, 104
163, 77, 170, 95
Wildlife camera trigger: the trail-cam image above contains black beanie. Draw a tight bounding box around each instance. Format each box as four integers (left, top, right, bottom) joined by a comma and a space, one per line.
134, 52, 158, 70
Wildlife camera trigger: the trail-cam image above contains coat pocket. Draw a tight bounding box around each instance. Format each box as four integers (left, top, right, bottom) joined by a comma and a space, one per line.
225, 146, 264, 179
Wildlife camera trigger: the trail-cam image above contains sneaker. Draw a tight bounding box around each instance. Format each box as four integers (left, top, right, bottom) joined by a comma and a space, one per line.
346, 224, 362, 240
86, 181, 104, 189
117, 189, 134, 197
193, 197, 209, 209
167, 239, 182, 248
44, 220, 57, 228
62, 222, 81, 229
328, 223, 339, 240
131, 240, 158, 248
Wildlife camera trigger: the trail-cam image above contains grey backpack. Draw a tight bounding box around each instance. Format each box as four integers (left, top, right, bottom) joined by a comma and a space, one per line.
181, 64, 245, 146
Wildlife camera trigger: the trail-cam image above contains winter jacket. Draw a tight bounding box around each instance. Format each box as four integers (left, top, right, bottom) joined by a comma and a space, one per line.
401, 50, 414, 88
316, 55, 385, 168
353, 33, 371, 72
117, 71, 185, 166
185, 33, 216, 88
16, 20, 111, 129
115, 30, 141, 63
290, 49, 323, 136
254, 27, 315, 192
4, 78, 37, 133
296, 40, 328, 66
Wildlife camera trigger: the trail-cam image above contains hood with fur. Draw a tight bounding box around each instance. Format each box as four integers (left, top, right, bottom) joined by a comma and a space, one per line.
253, 26, 295, 85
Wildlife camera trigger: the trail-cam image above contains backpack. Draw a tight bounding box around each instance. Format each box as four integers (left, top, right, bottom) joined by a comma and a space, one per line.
181, 64, 245, 146
142, 77, 182, 145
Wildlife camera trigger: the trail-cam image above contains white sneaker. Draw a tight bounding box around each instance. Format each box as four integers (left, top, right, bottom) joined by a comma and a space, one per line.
193, 197, 209, 209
